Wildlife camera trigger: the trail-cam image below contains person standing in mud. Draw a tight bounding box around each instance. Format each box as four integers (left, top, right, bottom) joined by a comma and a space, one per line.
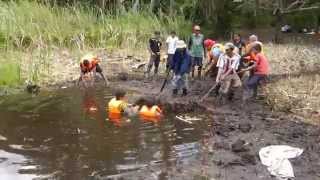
240, 43, 269, 100
216, 43, 242, 102
188, 25, 205, 79
146, 31, 162, 78
165, 31, 179, 73
170, 40, 192, 96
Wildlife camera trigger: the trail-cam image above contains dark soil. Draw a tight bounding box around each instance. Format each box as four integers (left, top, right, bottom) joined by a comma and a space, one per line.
103, 74, 320, 180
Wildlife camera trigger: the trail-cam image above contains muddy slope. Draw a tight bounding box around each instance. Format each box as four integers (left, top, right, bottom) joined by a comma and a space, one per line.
100, 76, 320, 180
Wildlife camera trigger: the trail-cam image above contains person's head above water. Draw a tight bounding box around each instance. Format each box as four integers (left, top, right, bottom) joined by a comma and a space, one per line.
145, 97, 156, 108
115, 89, 126, 100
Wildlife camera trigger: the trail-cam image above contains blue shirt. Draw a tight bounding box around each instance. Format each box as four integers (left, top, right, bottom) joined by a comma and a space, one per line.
170, 50, 192, 75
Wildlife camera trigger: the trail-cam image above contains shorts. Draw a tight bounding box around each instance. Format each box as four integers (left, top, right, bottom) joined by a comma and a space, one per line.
192, 57, 203, 67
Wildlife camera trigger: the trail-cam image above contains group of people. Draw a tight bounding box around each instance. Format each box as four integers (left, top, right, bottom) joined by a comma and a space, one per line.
77, 25, 270, 125
78, 56, 163, 125
146, 25, 270, 101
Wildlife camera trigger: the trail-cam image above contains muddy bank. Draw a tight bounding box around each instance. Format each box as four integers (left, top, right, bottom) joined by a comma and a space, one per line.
1, 71, 320, 179
103, 77, 320, 180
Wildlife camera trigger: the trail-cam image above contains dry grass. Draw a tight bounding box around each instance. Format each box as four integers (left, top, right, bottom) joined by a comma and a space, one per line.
263, 43, 320, 122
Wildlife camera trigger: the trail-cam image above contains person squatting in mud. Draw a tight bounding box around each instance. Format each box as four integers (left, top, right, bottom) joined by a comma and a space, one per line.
203, 39, 224, 79
78, 54, 108, 87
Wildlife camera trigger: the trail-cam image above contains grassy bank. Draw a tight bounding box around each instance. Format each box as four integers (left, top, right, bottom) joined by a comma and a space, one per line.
0, 1, 191, 86
263, 44, 320, 122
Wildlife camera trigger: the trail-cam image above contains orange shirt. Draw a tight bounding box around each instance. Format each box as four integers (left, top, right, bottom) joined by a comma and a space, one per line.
253, 53, 269, 75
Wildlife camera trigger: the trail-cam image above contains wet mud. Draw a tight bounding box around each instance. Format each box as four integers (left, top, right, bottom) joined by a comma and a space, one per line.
104, 75, 320, 180
0, 69, 320, 180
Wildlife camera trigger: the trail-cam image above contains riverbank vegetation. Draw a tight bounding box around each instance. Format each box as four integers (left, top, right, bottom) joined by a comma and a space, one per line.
0, 0, 319, 120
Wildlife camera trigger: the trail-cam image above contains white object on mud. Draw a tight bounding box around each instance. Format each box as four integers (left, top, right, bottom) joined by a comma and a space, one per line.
259, 145, 303, 180
175, 116, 193, 124
0, 135, 7, 141
175, 115, 202, 124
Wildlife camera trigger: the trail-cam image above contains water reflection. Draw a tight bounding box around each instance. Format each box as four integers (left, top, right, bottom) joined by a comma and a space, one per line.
0, 86, 213, 179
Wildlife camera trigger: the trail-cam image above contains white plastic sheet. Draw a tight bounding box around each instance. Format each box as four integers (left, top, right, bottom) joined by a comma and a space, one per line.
259, 145, 303, 180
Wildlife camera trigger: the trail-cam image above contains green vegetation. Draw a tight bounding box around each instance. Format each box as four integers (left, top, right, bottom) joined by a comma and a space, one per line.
0, 62, 20, 86
0, 0, 319, 87
0, 1, 191, 86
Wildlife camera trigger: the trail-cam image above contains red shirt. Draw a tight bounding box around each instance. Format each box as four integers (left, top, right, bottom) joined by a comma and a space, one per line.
253, 53, 269, 75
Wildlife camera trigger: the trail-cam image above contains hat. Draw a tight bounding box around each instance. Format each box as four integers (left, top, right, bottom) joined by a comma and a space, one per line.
204, 39, 216, 48
194, 25, 201, 31
224, 42, 235, 50
176, 40, 187, 49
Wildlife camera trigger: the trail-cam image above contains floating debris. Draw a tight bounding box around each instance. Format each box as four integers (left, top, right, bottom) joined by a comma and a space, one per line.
173, 142, 199, 151
0, 135, 7, 141
175, 116, 193, 124
116, 164, 148, 171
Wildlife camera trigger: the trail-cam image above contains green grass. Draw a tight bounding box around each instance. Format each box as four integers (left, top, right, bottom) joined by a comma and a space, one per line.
0, 63, 20, 86
0, 1, 192, 86
0, 1, 191, 50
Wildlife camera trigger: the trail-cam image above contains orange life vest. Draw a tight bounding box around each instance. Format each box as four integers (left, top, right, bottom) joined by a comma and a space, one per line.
139, 105, 162, 122
107, 98, 125, 123
80, 58, 99, 73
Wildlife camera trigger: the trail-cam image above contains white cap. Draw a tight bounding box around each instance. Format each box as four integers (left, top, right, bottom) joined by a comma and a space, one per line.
224, 42, 235, 50
194, 25, 201, 31
176, 40, 187, 49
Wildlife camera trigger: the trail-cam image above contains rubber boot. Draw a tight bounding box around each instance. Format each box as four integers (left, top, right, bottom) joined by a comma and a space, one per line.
198, 67, 202, 79
173, 89, 178, 96
214, 83, 221, 97
228, 91, 234, 101
182, 88, 188, 96
191, 68, 195, 78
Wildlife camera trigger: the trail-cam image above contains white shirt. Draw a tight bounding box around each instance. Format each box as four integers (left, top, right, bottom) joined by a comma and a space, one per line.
166, 36, 179, 54
216, 53, 240, 73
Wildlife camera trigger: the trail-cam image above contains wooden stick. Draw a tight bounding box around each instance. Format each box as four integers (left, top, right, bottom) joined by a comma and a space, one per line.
199, 83, 219, 102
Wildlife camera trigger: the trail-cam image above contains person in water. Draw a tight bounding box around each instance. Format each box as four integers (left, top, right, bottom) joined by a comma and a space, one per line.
107, 89, 138, 125
139, 97, 163, 123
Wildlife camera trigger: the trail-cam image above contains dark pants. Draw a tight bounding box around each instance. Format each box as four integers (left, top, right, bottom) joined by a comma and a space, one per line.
166, 54, 174, 71
146, 54, 161, 75
245, 74, 267, 97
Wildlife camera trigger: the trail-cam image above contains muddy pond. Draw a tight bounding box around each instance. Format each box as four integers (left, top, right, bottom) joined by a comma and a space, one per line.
0, 84, 319, 180
0, 86, 216, 180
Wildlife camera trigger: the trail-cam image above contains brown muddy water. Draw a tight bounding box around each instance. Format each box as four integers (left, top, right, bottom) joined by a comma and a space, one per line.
0, 86, 217, 180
